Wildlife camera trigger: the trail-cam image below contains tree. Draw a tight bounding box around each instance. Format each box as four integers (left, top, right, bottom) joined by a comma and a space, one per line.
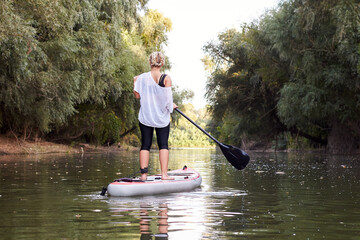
0, 0, 149, 139
204, 26, 289, 148
169, 103, 214, 148
204, 0, 359, 152
141, 9, 172, 53
0, 0, 191, 145
272, 0, 360, 152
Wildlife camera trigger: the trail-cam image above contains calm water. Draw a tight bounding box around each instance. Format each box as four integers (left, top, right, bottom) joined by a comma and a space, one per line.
0, 149, 360, 239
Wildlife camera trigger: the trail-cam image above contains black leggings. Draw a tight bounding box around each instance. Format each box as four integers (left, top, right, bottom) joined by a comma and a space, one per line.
139, 122, 170, 151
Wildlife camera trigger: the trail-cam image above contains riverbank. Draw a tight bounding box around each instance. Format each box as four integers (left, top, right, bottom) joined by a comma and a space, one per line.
0, 135, 133, 155
0, 135, 330, 155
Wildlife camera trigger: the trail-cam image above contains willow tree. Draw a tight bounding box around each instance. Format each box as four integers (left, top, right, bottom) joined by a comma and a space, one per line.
56, 7, 178, 145
203, 27, 290, 148
204, 0, 359, 152
0, 0, 148, 139
272, 0, 360, 153
141, 9, 172, 52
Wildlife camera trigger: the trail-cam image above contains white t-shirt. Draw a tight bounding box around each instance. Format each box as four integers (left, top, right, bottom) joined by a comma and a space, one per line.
134, 72, 173, 128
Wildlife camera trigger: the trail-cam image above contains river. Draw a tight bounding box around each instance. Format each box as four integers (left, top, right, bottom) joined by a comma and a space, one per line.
0, 149, 359, 239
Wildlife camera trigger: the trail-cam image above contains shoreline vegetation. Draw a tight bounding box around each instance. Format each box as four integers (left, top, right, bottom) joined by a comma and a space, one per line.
0, 134, 333, 156
1, 1, 358, 154
0, 104, 216, 156
0, 135, 271, 156
0, 135, 124, 155
0, 135, 216, 155
0, 103, 347, 155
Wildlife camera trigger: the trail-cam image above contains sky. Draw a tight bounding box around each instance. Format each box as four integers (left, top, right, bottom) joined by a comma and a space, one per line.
147, 0, 279, 109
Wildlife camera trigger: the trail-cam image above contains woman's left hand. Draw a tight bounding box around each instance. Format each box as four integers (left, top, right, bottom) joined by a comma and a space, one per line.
173, 103, 178, 109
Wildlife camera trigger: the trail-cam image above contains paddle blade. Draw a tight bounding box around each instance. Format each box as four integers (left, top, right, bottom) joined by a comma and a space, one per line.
219, 144, 250, 170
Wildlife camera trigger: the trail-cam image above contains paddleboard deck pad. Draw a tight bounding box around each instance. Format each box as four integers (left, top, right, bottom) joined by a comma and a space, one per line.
105, 166, 202, 197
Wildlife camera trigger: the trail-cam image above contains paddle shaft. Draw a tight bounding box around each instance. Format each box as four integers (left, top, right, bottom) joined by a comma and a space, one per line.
175, 108, 222, 146
175, 108, 250, 170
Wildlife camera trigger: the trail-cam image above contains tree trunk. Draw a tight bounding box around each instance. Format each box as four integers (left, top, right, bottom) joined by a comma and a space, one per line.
327, 120, 358, 154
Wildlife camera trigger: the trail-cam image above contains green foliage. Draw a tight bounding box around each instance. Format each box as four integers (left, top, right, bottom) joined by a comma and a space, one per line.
121, 134, 141, 147
87, 109, 123, 145
55, 5, 176, 144
171, 85, 194, 124
98, 111, 122, 145
141, 9, 172, 53
0, 0, 149, 137
204, 0, 359, 152
265, 0, 359, 120
169, 104, 214, 148
277, 84, 327, 128
272, 0, 360, 151
204, 26, 289, 147
285, 132, 313, 150
0, 0, 191, 145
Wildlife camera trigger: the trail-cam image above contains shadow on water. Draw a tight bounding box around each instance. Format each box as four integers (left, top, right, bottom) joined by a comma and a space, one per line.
1, 150, 360, 239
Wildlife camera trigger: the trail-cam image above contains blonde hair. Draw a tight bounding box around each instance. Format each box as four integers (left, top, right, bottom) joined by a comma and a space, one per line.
149, 52, 165, 67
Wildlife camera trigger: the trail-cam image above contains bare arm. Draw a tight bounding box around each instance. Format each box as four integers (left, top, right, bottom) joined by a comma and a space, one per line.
164, 75, 172, 87
133, 76, 140, 99
164, 75, 177, 109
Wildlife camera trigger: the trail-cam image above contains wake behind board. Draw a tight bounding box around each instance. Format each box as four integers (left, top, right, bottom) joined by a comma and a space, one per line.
105, 166, 202, 197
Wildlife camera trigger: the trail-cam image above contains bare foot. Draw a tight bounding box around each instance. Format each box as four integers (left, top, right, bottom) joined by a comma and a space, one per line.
140, 174, 147, 181
161, 175, 174, 180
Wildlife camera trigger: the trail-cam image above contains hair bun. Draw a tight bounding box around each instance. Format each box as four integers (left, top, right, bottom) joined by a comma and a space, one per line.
149, 52, 165, 67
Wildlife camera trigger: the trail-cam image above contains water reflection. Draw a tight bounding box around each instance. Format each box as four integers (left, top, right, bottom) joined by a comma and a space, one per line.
107, 193, 206, 240
108, 199, 170, 239
1, 150, 360, 239
104, 185, 248, 239
139, 203, 169, 239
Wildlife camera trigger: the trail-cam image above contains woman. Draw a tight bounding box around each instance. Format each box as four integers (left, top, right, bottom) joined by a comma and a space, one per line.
133, 52, 177, 181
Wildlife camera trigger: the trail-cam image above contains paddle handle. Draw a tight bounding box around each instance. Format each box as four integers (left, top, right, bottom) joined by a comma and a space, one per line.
175, 108, 222, 146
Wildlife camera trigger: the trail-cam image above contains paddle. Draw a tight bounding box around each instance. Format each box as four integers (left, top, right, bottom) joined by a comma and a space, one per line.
175, 108, 250, 170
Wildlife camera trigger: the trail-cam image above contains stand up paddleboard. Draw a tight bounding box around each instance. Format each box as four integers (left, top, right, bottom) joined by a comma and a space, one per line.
102, 166, 202, 197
